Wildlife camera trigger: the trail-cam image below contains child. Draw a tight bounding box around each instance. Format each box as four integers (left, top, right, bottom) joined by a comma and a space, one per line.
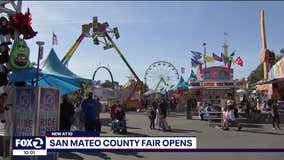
223, 106, 229, 130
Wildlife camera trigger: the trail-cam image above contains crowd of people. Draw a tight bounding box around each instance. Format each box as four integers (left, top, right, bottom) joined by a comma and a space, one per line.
59, 91, 128, 134
197, 92, 282, 131
59, 92, 102, 133
58, 89, 281, 135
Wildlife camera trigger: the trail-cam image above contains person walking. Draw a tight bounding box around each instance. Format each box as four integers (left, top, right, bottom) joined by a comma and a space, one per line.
81, 92, 100, 132
226, 93, 242, 131
158, 99, 171, 131
147, 103, 156, 129
242, 94, 249, 117
60, 96, 75, 131
271, 100, 280, 130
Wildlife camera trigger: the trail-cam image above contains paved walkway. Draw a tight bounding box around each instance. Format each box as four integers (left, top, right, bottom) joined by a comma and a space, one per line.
58, 112, 284, 160
1, 112, 284, 160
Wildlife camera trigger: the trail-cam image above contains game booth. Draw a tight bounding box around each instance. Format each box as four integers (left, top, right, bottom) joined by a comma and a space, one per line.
188, 66, 238, 114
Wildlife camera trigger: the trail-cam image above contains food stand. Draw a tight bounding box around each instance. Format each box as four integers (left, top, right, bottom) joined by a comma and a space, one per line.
189, 66, 237, 113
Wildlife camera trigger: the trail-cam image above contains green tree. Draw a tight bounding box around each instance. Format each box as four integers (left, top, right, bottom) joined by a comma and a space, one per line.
247, 62, 264, 86
247, 54, 282, 86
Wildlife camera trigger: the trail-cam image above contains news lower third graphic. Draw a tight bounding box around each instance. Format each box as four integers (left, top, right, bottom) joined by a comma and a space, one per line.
12, 132, 197, 156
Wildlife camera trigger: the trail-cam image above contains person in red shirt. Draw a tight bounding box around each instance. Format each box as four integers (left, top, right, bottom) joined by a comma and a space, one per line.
110, 101, 119, 120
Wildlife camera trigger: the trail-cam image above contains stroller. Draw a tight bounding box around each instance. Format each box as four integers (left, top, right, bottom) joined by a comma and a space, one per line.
111, 109, 127, 134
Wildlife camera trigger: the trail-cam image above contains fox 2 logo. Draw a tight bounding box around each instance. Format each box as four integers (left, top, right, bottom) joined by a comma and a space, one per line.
13, 137, 46, 149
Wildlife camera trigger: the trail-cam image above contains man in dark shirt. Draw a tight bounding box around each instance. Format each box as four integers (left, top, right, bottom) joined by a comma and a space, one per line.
60, 96, 74, 131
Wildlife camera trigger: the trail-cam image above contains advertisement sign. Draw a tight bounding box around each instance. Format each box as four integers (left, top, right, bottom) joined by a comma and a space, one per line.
203, 81, 235, 88
36, 87, 60, 136
203, 66, 233, 81
269, 57, 284, 79
35, 87, 60, 160
188, 82, 202, 88
13, 87, 36, 136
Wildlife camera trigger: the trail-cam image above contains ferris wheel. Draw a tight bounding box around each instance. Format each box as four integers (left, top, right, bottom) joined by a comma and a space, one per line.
144, 61, 179, 91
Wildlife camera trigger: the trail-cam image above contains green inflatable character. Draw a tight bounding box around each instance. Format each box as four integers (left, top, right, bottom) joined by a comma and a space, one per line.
8, 38, 31, 70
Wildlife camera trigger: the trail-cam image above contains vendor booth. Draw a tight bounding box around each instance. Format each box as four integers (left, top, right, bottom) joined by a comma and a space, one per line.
189, 66, 237, 114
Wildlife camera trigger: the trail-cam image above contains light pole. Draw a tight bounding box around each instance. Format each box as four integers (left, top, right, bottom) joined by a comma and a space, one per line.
203, 42, 207, 68
35, 41, 44, 86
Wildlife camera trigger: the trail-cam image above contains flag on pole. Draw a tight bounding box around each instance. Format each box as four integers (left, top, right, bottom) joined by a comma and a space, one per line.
234, 56, 243, 66
204, 55, 215, 63
230, 50, 236, 57
52, 32, 58, 45
212, 52, 223, 62
191, 58, 202, 68
190, 51, 202, 60
189, 70, 197, 81
193, 54, 202, 60
221, 52, 230, 64
191, 61, 199, 68
181, 67, 185, 74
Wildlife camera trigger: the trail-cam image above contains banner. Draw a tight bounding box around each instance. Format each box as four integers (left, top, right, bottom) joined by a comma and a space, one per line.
36, 87, 60, 136
190, 51, 202, 60
13, 87, 36, 136
234, 56, 243, 67
204, 55, 215, 63
212, 52, 223, 62
189, 70, 197, 81
52, 32, 58, 45
221, 53, 230, 64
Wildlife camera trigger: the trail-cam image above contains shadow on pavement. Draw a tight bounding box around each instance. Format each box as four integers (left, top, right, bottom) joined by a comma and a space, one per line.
239, 129, 284, 136
59, 152, 84, 160
126, 131, 150, 137
171, 128, 202, 133
127, 126, 142, 130
112, 151, 144, 158
82, 152, 111, 159
241, 123, 263, 128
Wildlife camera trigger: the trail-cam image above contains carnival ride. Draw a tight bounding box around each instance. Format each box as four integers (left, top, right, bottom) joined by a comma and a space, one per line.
92, 65, 114, 88
144, 61, 179, 92
60, 17, 143, 109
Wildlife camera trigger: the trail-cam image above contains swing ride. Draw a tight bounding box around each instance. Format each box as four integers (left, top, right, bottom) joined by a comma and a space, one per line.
60, 17, 144, 110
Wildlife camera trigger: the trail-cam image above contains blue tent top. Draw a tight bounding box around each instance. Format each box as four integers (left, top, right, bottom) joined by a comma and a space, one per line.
172, 76, 188, 91
41, 48, 92, 84
8, 68, 80, 95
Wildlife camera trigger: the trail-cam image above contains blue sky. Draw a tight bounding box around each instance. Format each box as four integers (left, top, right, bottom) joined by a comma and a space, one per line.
19, 1, 284, 85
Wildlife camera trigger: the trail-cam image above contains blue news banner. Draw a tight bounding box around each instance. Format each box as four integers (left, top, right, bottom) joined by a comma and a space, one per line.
12, 131, 197, 156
